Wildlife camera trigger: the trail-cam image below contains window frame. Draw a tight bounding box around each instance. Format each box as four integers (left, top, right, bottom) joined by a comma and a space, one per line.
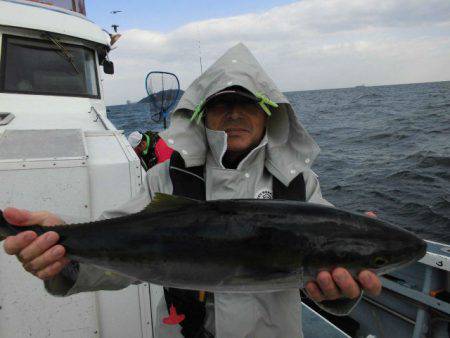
0, 34, 101, 99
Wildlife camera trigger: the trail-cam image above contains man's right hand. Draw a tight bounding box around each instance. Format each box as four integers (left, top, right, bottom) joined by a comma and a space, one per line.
2, 208, 71, 280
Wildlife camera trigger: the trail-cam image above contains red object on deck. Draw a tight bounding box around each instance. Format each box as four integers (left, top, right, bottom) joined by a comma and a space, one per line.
155, 138, 174, 163
163, 304, 185, 325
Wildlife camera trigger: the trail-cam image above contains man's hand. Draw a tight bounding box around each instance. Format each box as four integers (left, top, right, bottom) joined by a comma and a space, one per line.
305, 268, 382, 302
2, 208, 71, 280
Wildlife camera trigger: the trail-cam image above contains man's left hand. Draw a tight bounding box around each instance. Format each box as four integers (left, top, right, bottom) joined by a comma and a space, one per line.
305, 268, 381, 302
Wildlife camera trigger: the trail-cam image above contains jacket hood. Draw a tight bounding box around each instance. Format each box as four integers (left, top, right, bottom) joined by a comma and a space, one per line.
160, 43, 320, 186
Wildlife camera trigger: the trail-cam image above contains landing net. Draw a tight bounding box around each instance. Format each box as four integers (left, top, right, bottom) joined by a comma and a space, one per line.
145, 71, 180, 128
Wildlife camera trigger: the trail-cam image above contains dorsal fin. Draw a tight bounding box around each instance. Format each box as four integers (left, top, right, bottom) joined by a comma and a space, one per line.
143, 193, 201, 213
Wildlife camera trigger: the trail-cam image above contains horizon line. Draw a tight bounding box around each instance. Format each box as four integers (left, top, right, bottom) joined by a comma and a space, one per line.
108, 79, 450, 107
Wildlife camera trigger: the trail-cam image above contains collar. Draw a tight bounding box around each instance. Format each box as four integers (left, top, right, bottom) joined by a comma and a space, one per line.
205, 127, 268, 170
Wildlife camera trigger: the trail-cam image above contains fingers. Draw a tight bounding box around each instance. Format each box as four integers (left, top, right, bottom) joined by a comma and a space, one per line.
358, 270, 382, 296
23, 244, 65, 273
306, 268, 362, 302
3, 207, 63, 227
4, 207, 46, 226
5, 231, 69, 281
306, 271, 341, 302
307, 269, 382, 303
2, 208, 69, 281
306, 270, 348, 302
18, 231, 59, 263
36, 257, 71, 280
316, 271, 342, 300
22, 244, 70, 281
305, 281, 325, 302
3, 207, 64, 259
4, 231, 37, 255
332, 268, 361, 299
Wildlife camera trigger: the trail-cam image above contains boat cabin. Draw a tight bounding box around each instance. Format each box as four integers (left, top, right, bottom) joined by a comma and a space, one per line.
0, 1, 154, 337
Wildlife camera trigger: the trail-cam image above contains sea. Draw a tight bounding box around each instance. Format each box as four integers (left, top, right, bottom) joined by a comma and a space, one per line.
108, 81, 450, 244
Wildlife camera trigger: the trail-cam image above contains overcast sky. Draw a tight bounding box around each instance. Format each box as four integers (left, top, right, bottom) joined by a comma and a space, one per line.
89, 0, 450, 106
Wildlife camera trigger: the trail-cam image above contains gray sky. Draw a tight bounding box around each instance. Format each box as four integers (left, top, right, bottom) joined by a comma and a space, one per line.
101, 0, 450, 105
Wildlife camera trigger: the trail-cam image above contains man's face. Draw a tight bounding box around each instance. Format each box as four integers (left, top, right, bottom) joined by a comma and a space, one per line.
205, 95, 267, 153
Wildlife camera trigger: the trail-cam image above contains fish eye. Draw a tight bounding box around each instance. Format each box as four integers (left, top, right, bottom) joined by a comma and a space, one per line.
372, 256, 388, 267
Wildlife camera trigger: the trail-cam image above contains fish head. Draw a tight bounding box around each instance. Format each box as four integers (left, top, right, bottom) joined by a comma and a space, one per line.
306, 216, 427, 277
344, 217, 427, 275
362, 239, 426, 275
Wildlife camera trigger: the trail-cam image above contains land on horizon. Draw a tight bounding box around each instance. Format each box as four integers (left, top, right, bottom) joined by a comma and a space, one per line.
109, 80, 449, 107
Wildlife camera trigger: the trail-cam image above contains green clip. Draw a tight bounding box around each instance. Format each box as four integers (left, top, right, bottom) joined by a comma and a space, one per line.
190, 99, 205, 124
255, 92, 278, 116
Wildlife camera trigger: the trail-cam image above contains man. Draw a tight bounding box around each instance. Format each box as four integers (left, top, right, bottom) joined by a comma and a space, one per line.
3, 44, 381, 337
128, 130, 173, 170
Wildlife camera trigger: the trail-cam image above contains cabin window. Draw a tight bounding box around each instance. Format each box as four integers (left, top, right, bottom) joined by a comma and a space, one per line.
0, 35, 100, 98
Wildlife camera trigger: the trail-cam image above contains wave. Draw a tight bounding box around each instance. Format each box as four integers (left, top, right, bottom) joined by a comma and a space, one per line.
400, 202, 450, 226
369, 190, 400, 203
406, 151, 450, 169
387, 170, 435, 183
436, 171, 450, 181
367, 132, 408, 141
425, 102, 450, 110
434, 197, 450, 211
317, 109, 335, 115
425, 128, 450, 135
350, 92, 383, 103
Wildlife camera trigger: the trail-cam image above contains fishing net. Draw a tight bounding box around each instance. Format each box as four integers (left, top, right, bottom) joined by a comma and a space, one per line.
145, 71, 180, 128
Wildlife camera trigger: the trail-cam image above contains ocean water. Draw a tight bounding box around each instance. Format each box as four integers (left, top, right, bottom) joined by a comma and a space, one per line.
108, 81, 450, 244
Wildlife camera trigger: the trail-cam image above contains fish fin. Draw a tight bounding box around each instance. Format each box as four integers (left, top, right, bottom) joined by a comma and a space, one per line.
144, 193, 201, 213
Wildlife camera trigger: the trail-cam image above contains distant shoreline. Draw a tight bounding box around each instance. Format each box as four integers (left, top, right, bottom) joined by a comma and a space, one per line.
108, 80, 449, 108
283, 80, 450, 95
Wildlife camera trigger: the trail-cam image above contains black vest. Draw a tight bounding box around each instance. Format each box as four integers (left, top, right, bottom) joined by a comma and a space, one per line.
164, 151, 306, 338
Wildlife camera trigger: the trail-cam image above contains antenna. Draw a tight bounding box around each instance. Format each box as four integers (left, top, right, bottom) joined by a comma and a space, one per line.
198, 40, 203, 75
196, 26, 203, 75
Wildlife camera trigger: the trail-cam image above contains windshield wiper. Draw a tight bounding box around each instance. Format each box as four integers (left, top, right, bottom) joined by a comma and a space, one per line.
42, 33, 80, 74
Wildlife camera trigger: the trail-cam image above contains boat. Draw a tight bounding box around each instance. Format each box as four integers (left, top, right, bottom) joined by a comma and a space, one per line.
0, 1, 154, 337
0, 1, 449, 337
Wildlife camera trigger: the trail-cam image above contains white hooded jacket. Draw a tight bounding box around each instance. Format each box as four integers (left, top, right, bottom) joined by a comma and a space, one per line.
45, 43, 361, 338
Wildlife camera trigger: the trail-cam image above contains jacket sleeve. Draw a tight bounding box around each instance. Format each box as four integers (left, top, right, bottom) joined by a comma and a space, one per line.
302, 169, 363, 316
44, 175, 152, 297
